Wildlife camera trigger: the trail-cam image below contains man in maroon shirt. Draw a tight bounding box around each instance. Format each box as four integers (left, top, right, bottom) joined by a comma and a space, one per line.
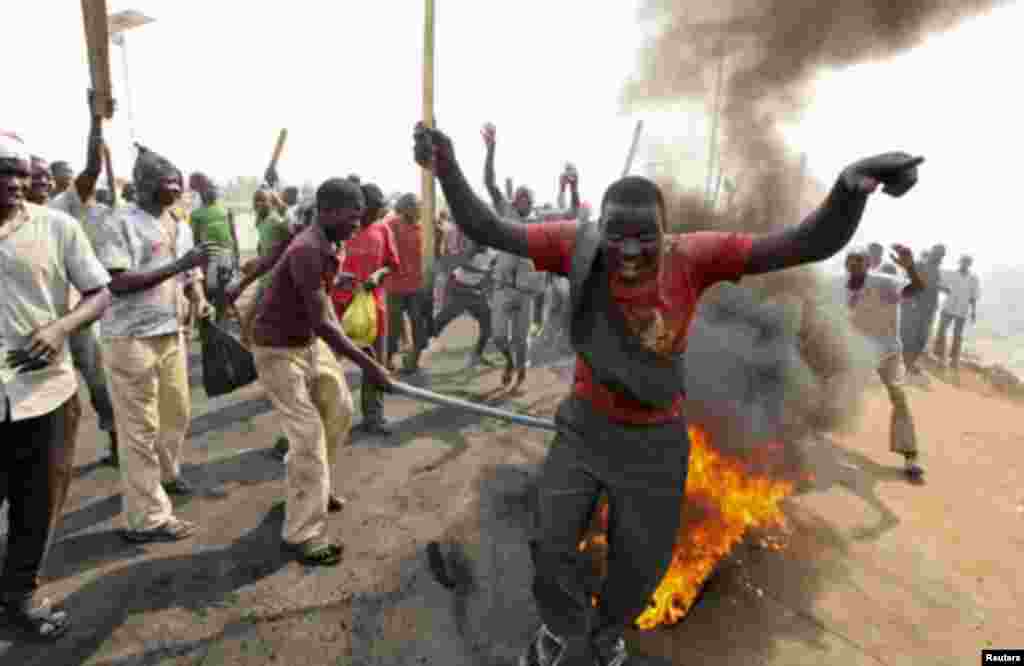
413, 122, 924, 666
230, 178, 392, 566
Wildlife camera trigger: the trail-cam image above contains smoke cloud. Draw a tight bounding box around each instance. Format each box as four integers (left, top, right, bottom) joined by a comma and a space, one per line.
624, 0, 1006, 456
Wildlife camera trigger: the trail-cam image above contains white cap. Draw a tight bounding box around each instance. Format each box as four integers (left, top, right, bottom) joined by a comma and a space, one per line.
0, 132, 30, 163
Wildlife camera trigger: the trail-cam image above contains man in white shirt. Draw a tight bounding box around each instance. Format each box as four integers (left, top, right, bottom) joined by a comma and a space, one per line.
933, 254, 980, 370
840, 244, 926, 481
94, 145, 219, 544
432, 239, 497, 368
0, 134, 112, 640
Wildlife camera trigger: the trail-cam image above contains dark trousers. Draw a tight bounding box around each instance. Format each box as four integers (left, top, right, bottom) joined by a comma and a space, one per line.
359, 345, 384, 424
532, 399, 689, 647
0, 396, 78, 604
387, 290, 433, 364
933, 311, 967, 367
433, 284, 492, 357
68, 323, 115, 433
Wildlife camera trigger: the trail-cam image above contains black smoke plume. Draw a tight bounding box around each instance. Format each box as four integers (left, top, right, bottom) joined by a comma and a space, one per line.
623, 0, 1006, 456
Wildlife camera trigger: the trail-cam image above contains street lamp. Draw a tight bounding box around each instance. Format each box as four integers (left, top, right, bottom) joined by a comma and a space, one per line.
108, 9, 154, 146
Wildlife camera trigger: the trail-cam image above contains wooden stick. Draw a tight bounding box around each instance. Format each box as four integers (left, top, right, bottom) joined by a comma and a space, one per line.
81, 0, 115, 119
269, 128, 288, 173
420, 0, 437, 288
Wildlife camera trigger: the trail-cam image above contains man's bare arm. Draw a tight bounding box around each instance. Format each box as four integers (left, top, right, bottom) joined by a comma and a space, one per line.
58, 287, 111, 333
745, 153, 924, 275
74, 96, 105, 204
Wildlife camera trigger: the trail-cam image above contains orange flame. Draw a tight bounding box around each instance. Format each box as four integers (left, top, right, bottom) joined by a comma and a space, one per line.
580, 426, 795, 630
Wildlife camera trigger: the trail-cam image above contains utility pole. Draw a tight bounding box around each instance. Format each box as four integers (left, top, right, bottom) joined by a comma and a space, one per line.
704, 43, 726, 207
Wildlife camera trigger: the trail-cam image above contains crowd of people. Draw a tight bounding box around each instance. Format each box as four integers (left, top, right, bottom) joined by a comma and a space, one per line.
2, 90, 938, 665
840, 239, 981, 482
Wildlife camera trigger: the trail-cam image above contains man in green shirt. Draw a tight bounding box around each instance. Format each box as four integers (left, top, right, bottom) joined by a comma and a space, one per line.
242, 188, 293, 460
189, 173, 239, 320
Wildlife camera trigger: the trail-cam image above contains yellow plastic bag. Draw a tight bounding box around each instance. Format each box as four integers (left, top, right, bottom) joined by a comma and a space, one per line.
341, 287, 378, 347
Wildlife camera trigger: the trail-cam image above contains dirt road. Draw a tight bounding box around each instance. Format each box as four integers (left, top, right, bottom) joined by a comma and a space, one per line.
1, 316, 1021, 665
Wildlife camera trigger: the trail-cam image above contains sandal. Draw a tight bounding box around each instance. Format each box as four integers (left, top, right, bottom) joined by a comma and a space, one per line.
328, 494, 346, 513
3, 597, 70, 641
121, 518, 198, 543
283, 539, 344, 566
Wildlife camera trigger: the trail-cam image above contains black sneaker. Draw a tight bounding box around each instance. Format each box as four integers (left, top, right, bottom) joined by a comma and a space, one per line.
519, 625, 566, 666
357, 420, 392, 435
162, 478, 194, 496
593, 635, 629, 666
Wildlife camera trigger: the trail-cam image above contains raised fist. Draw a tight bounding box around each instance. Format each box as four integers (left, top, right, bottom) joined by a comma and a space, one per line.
414, 122, 456, 177
842, 152, 925, 198
481, 123, 496, 148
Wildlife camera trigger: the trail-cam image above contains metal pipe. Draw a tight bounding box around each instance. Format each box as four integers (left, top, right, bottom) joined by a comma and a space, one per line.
389, 381, 557, 432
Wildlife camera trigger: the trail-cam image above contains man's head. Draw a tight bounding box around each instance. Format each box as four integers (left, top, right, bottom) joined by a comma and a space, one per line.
316, 178, 365, 241
200, 183, 220, 206
360, 183, 387, 226
512, 185, 533, 218
283, 186, 299, 207
395, 193, 419, 224
188, 172, 206, 193
0, 134, 32, 212
928, 243, 947, 265
598, 176, 666, 284
959, 254, 973, 272
867, 242, 884, 269
844, 246, 870, 280
132, 145, 182, 209
253, 188, 271, 216
28, 155, 53, 204
50, 160, 73, 193
346, 174, 361, 185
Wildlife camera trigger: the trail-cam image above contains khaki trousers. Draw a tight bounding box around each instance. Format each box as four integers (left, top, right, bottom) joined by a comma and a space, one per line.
104, 332, 191, 531
878, 353, 918, 458
252, 339, 354, 545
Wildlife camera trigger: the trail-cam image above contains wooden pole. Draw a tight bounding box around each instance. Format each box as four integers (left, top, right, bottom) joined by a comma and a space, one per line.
269, 128, 288, 176
81, 0, 115, 119
420, 0, 436, 288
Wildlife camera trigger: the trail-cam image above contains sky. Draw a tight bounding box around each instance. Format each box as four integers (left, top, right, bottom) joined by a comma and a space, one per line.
6, 1, 1021, 273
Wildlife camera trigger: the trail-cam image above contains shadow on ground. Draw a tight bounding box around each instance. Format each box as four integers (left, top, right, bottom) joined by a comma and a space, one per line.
337, 442, 874, 666
0, 504, 289, 666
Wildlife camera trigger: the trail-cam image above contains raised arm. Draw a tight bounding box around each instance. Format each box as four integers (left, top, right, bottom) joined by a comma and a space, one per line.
108, 241, 218, 295
745, 153, 925, 275
481, 123, 507, 212
891, 244, 926, 297
414, 123, 529, 257
74, 91, 107, 205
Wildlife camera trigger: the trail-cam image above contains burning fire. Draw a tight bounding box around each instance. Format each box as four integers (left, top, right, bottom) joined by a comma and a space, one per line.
579, 426, 795, 630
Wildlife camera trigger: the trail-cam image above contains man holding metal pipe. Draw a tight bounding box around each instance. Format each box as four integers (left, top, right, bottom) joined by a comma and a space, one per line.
413, 120, 924, 666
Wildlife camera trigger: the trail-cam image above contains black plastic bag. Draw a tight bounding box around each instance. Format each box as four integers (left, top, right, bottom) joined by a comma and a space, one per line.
199, 318, 258, 398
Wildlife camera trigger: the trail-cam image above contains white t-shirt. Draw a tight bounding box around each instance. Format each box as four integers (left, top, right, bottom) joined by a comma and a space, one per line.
0, 204, 111, 420
838, 272, 908, 359
940, 269, 980, 318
